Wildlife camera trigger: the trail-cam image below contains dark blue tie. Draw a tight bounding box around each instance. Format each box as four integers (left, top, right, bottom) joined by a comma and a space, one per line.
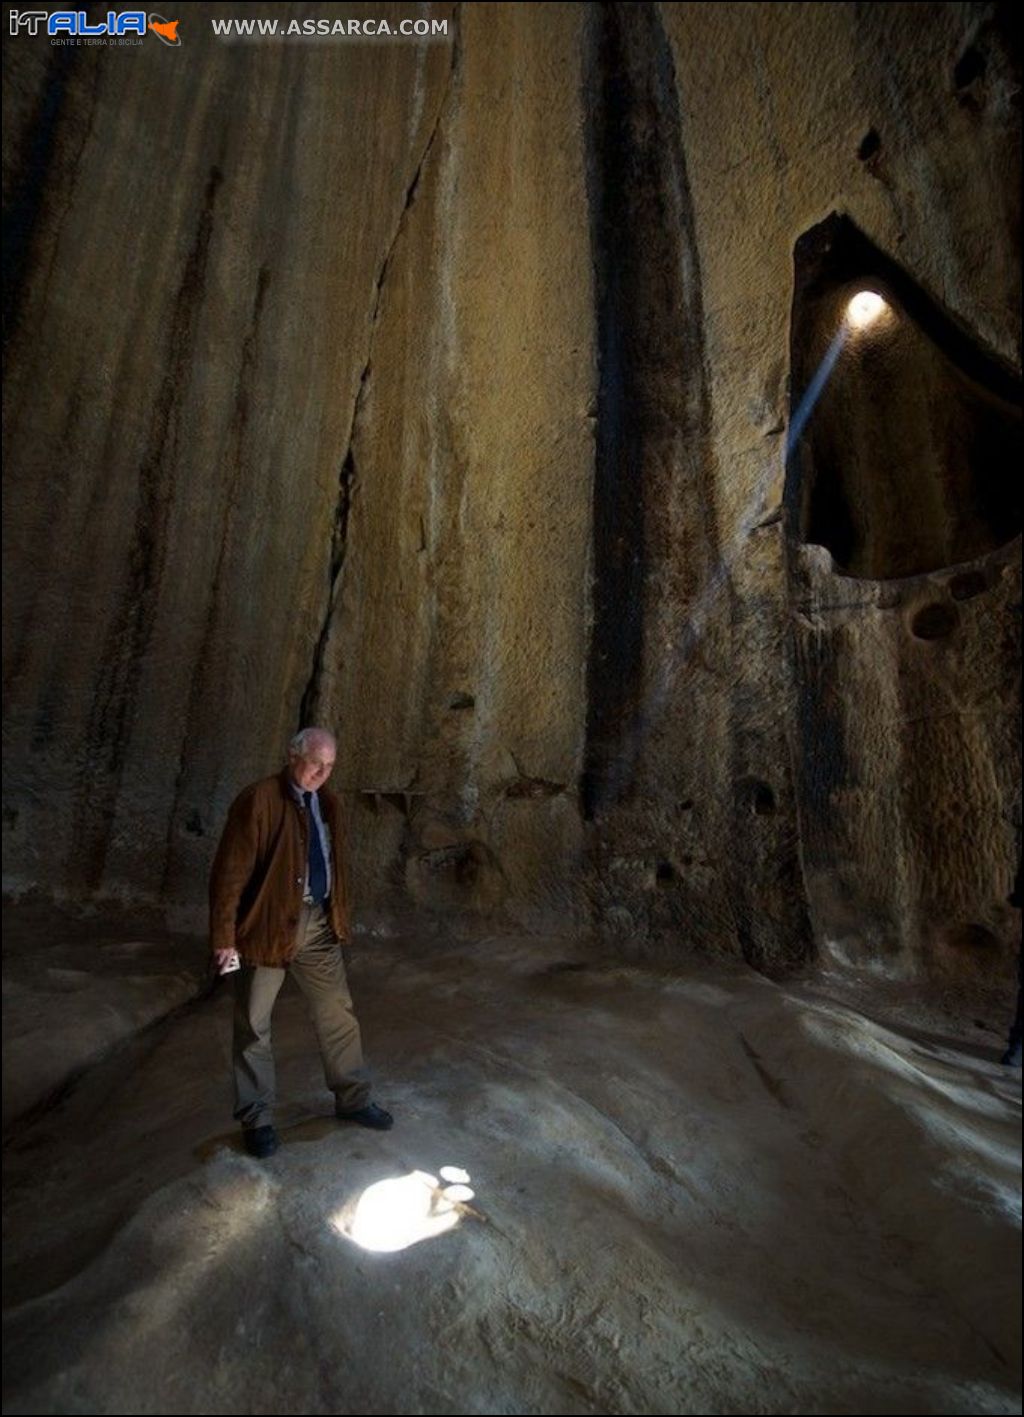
303, 792, 328, 904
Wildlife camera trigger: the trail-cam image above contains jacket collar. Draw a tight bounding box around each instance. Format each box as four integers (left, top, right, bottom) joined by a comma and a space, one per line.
277, 766, 336, 814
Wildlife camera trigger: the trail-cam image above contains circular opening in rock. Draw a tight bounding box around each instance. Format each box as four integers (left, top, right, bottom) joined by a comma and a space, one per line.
911, 603, 958, 640
754, 784, 776, 815
735, 778, 776, 816
846, 289, 888, 329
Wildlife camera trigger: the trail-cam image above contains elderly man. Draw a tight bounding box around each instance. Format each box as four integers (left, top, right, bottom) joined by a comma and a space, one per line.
210, 726, 393, 1158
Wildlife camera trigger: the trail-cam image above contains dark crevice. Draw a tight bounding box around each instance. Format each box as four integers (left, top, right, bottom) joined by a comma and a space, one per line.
857, 127, 881, 162
299, 447, 355, 729
734, 777, 777, 816
2, 46, 76, 352
580, 3, 645, 820
953, 45, 986, 92
580, 2, 712, 820
738, 1034, 793, 1109
371, 12, 461, 326
298, 15, 461, 730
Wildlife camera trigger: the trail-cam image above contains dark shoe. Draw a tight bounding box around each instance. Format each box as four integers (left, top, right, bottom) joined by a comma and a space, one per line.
337, 1102, 393, 1130
1000, 1043, 1022, 1068
243, 1125, 279, 1158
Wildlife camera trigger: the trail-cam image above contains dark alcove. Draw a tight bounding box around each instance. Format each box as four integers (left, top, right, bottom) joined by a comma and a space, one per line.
785, 214, 1021, 580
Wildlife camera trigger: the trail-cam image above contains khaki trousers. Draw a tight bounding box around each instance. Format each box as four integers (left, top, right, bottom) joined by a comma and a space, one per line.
232, 903, 370, 1129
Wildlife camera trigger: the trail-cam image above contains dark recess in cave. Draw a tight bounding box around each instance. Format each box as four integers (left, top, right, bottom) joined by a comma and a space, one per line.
784, 214, 1022, 581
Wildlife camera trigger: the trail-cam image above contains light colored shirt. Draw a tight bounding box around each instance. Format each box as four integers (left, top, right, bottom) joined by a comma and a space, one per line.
287, 780, 333, 902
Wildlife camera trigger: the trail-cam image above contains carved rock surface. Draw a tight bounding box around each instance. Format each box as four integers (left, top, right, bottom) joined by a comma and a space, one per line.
3, 3, 1020, 989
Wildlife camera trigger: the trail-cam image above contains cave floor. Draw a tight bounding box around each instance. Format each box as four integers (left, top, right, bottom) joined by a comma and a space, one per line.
2, 910, 1021, 1415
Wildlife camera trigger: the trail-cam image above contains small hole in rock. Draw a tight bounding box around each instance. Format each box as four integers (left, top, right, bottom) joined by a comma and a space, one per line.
911, 603, 958, 640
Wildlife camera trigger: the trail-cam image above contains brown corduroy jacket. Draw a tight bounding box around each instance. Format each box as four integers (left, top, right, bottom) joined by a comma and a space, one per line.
209, 770, 351, 966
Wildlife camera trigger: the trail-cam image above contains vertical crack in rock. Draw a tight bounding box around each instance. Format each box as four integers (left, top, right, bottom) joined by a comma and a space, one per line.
299, 444, 356, 730
298, 15, 462, 730
580, 4, 644, 821
2, 47, 77, 351
580, 2, 713, 820
75, 164, 224, 888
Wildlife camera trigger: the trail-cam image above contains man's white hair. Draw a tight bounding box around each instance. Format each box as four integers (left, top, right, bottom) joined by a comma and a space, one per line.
289, 726, 336, 756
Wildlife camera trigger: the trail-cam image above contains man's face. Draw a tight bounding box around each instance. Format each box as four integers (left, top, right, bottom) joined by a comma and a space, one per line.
289, 743, 336, 792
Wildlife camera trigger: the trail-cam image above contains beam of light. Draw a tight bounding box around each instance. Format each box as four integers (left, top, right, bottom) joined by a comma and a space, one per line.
333, 1168, 475, 1253
785, 323, 849, 463
592, 298, 873, 817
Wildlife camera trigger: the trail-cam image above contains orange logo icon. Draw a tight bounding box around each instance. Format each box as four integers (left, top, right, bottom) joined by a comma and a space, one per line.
149, 16, 181, 46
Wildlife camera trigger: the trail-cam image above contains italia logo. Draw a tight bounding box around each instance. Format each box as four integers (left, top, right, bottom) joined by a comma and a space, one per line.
8, 11, 182, 44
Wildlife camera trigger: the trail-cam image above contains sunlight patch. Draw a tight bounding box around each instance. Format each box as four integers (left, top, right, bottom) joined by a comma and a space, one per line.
845, 289, 889, 329
335, 1169, 476, 1253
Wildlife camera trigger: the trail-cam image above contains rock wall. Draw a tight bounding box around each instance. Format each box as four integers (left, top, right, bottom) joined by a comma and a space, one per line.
3, 2, 459, 912
3, 3, 1020, 984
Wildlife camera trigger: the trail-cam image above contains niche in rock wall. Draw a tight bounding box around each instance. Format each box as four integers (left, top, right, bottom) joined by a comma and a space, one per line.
785, 214, 1021, 580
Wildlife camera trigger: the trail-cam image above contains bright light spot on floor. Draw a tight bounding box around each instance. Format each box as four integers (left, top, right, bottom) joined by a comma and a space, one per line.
846, 289, 888, 329
335, 1168, 474, 1253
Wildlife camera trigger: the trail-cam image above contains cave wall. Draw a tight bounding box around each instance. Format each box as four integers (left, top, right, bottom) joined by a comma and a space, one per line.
785, 214, 1021, 984
650, 0, 1021, 980
3, 3, 1020, 983
3, 3, 459, 913
307, 3, 595, 937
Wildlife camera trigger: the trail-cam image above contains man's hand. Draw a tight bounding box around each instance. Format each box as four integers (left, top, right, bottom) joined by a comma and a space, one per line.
213, 948, 241, 975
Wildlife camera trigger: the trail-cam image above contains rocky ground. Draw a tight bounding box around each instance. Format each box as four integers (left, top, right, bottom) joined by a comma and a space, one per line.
2, 902, 1021, 1415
